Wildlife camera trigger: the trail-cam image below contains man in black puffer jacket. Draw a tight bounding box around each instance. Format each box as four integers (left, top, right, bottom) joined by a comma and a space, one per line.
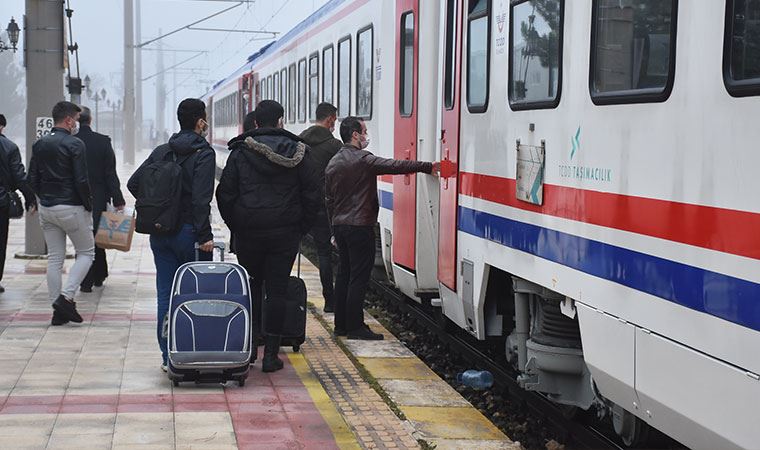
217, 100, 320, 373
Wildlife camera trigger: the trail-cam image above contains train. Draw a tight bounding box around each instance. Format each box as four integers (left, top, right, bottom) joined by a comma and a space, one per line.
201, 1, 760, 448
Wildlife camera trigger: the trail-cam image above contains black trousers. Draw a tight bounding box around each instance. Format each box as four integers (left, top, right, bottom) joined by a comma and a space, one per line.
333, 225, 375, 333
0, 206, 9, 283
236, 231, 300, 339
81, 210, 108, 289
308, 217, 334, 308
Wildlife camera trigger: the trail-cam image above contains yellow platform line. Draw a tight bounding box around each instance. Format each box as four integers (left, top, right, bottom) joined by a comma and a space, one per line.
288, 353, 361, 450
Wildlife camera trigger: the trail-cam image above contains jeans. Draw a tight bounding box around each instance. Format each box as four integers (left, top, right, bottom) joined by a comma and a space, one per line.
236, 231, 300, 338
0, 205, 9, 283
332, 225, 375, 333
149, 224, 207, 364
39, 205, 95, 303
308, 217, 334, 308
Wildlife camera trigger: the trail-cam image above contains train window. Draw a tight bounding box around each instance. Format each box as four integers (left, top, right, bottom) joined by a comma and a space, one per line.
323, 45, 334, 104
357, 25, 373, 119
509, 0, 564, 110
309, 53, 320, 121
444, 0, 457, 110
338, 36, 352, 118
400, 12, 415, 116
280, 68, 288, 122
273, 72, 280, 103
467, 0, 490, 112
724, 0, 760, 97
590, 0, 678, 104
298, 58, 307, 123
268, 75, 273, 101
288, 64, 297, 123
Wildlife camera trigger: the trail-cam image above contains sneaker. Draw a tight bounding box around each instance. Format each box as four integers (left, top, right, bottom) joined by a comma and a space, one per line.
161, 363, 168, 373
79, 285, 93, 293
323, 305, 334, 313
346, 325, 384, 341
52, 295, 83, 323
93, 280, 104, 287
51, 310, 69, 326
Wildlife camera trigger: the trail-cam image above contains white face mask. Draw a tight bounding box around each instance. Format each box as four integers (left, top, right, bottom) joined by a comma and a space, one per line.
199, 119, 209, 138
361, 135, 370, 149
72, 122, 80, 135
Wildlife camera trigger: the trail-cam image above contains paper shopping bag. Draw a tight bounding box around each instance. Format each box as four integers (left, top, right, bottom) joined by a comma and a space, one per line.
95, 210, 136, 252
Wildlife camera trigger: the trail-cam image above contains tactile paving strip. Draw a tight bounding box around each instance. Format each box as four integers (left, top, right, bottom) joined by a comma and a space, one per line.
299, 316, 420, 450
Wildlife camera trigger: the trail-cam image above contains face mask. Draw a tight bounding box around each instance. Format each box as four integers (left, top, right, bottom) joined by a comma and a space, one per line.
200, 120, 209, 138
361, 135, 370, 149
72, 122, 80, 135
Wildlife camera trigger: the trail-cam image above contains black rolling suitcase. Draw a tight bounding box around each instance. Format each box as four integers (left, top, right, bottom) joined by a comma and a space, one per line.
262, 252, 307, 352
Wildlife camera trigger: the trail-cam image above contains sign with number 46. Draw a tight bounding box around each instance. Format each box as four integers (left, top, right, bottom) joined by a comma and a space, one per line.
35, 117, 54, 140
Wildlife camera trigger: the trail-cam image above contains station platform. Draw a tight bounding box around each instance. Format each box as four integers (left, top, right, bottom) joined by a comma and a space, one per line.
0, 154, 519, 449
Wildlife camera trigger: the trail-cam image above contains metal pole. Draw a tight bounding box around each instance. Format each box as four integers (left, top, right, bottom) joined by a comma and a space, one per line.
135, 0, 142, 153
123, 0, 135, 164
22, 0, 65, 257
156, 30, 165, 140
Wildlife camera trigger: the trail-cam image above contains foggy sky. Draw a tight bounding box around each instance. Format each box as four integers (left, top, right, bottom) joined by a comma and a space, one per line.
3, 0, 330, 132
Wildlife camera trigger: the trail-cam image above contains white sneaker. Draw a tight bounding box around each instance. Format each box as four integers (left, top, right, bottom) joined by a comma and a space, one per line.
161, 363, 168, 373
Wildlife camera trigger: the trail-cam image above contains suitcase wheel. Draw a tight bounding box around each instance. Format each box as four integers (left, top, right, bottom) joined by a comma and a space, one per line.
238, 378, 245, 387
292, 345, 300, 353
173, 379, 180, 387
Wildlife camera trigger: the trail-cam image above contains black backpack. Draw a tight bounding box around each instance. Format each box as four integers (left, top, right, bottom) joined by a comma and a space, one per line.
134, 145, 195, 235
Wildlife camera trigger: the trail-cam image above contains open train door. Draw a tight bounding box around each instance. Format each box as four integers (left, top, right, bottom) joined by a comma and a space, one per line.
393, 0, 420, 271
438, 0, 463, 290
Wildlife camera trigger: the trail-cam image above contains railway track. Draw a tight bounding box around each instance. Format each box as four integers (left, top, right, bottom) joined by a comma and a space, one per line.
368, 278, 624, 450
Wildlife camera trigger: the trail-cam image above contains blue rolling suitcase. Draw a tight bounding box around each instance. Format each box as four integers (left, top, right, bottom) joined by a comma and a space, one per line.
167, 243, 252, 386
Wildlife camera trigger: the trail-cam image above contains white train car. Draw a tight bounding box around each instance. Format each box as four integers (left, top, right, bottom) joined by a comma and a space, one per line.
203, 0, 760, 448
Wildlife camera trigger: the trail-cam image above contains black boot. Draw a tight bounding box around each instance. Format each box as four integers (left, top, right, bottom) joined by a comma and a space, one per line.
262, 335, 283, 373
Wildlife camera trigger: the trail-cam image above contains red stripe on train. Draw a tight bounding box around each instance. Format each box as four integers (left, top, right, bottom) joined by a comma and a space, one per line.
459, 171, 760, 260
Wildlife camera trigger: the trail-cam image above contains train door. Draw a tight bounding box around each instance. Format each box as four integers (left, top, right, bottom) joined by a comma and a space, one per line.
438, 0, 463, 290
393, 0, 420, 271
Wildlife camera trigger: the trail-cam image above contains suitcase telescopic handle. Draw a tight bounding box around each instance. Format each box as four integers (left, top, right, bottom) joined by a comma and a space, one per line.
194, 241, 226, 261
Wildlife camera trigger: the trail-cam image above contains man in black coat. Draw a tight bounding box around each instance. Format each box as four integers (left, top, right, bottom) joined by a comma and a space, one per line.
0, 114, 37, 292
299, 103, 341, 313
76, 107, 126, 292
216, 100, 320, 373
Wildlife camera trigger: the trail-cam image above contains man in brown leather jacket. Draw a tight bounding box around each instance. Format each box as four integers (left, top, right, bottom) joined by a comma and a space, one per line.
325, 116, 439, 340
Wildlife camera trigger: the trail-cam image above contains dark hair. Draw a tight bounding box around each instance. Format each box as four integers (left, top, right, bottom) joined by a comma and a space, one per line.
243, 111, 257, 132
52, 101, 82, 124
0, 114, 6, 127
177, 98, 206, 130
315, 102, 337, 122
254, 100, 284, 128
339, 116, 364, 143
78, 106, 92, 125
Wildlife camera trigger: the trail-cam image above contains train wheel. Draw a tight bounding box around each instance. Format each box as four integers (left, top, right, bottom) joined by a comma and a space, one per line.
612, 404, 651, 447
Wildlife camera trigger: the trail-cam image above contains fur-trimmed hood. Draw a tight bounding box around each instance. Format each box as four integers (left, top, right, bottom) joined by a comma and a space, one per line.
243, 136, 305, 168
229, 127, 307, 174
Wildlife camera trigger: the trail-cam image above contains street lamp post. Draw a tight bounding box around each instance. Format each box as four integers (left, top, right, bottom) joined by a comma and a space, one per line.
0, 17, 20, 53
93, 92, 100, 131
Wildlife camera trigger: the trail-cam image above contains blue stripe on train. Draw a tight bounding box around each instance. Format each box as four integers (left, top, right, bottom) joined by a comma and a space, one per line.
458, 206, 760, 332
378, 190, 393, 211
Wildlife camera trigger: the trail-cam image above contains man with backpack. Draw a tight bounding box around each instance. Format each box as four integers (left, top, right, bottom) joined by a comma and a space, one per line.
216, 100, 320, 373
127, 98, 215, 371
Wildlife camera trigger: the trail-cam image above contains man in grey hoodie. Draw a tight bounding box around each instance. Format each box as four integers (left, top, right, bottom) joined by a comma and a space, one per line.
299, 103, 342, 313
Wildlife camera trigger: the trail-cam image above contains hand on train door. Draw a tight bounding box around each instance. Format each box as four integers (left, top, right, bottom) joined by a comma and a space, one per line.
431, 161, 441, 177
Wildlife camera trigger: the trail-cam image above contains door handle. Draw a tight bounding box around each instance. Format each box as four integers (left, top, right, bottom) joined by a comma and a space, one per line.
404, 148, 411, 186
